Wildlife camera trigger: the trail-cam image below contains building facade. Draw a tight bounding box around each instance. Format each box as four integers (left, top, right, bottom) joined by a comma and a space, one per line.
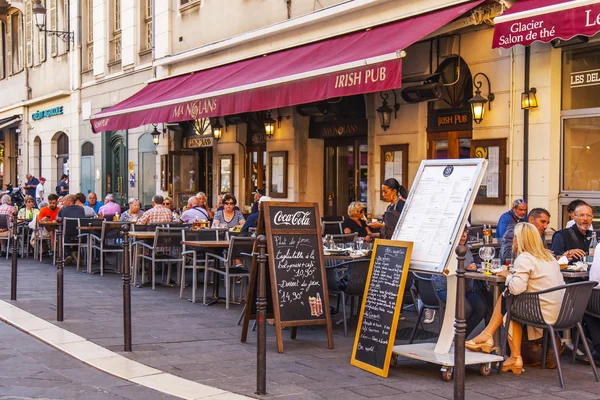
3, 0, 600, 232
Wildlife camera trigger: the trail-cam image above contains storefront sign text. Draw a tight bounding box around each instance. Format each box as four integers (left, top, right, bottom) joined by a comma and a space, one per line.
249, 132, 266, 145
171, 98, 218, 120
570, 68, 600, 88
32, 106, 64, 121
427, 109, 471, 133
334, 66, 387, 89
185, 136, 213, 148
309, 119, 368, 139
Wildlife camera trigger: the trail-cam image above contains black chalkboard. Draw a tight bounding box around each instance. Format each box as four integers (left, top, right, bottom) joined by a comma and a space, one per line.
351, 239, 413, 377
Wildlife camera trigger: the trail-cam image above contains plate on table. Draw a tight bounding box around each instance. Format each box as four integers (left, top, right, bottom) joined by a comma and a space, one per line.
324, 248, 350, 256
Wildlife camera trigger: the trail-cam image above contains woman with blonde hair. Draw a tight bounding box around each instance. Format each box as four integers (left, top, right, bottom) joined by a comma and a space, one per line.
342, 202, 373, 242
466, 222, 565, 375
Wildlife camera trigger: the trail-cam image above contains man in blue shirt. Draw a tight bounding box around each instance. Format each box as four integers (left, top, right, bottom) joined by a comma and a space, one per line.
23, 174, 39, 199
85, 192, 103, 214
241, 196, 270, 233
496, 199, 527, 239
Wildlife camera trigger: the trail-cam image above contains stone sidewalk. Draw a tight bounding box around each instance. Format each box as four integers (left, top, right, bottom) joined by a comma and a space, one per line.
2, 257, 600, 399
0, 320, 177, 400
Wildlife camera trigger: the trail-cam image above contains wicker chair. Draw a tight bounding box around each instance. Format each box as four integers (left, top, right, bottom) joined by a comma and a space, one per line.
501, 281, 600, 388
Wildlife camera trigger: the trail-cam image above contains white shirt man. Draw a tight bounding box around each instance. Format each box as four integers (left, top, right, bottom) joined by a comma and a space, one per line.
35, 177, 46, 205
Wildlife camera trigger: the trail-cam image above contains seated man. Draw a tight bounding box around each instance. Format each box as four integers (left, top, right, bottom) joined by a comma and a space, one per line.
136, 195, 173, 225
36, 194, 60, 255
550, 202, 592, 264
431, 226, 486, 338
58, 194, 86, 263
180, 197, 210, 224
241, 196, 270, 233
75, 192, 96, 217
0, 194, 16, 256
496, 199, 528, 239
98, 193, 121, 217
85, 192, 103, 214
500, 208, 550, 263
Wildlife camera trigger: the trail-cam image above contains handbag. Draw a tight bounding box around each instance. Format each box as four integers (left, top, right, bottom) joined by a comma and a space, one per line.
520, 331, 564, 369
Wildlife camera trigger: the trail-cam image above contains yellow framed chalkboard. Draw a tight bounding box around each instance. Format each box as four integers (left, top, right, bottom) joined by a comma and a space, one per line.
351, 239, 413, 377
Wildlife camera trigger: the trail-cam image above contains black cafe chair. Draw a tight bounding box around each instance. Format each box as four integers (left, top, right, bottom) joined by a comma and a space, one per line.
572, 288, 600, 363
409, 273, 444, 343
501, 281, 600, 388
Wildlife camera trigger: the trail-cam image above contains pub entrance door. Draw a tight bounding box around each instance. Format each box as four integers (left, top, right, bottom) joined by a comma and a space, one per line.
103, 131, 128, 206
324, 138, 368, 217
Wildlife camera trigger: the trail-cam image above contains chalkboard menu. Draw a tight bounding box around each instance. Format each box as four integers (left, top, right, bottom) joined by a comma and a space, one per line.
351, 239, 413, 377
242, 202, 334, 353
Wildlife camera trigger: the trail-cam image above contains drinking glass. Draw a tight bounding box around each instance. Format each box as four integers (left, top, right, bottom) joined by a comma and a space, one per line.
478, 246, 495, 275
221, 222, 228, 229
354, 237, 364, 251
490, 258, 502, 274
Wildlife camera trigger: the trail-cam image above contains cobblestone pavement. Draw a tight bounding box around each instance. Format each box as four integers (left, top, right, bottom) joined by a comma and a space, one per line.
0, 319, 177, 400
2, 257, 600, 399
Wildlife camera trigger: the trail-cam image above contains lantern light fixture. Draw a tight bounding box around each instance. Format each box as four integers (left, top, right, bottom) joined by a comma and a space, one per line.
212, 117, 223, 141
521, 87, 538, 110
264, 111, 276, 138
151, 124, 161, 146
376, 90, 400, 131
32, 0, 74, 42
468, 72, 495, 124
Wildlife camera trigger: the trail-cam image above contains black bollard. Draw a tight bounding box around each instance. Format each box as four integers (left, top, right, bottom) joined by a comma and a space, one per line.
256, 235, 267, 395
10, 209, 18, 300
121, 224, 132, 352
454, 245, 467, 400
56, 218, 64, 322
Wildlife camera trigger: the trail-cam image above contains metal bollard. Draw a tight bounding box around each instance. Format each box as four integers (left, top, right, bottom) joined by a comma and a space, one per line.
256, 235, 267, 395
56, 218, 64, 322
10, 209, 18, 300
454, 245, 467, 400
121, 224, 132, 352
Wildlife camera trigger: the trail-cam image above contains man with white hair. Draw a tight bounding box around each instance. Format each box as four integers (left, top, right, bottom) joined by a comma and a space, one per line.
0, 194, 16, 256
98, 193, 121, 217
180, 197, 210, 223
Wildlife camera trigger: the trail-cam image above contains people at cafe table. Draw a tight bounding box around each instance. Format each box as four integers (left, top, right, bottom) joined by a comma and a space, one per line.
180, 197, 210, 224
212, 194, 245, 228
195, 191, 214, 219
58, 194, 86, 264
120, 198, 144, 222
466, 222, 565, 375
136, 195, 173, 225
241, 196, 271, 233
432, 225, 486, 338
18, 195, 40, 221
343, 201, 373, 242
164, 197, 181, 222
500, 208, 550, 263
85, 192, 103, 214
550, 202, 593, 264
496, 199, 528, 239
98, 193, 122, 218
0, 194, 16, 256
75, 192, 97, 217
368, 178, 408, 239
36, 194, 60, 256
566, 199, 594, 231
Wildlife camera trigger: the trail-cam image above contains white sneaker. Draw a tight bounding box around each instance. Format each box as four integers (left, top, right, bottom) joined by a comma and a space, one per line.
423, 308, 436, 324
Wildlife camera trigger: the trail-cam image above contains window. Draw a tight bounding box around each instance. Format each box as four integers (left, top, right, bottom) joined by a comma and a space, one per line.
25, 0, 33, 66
85, 0, 93, 70
562, 116, 600, 191
427, 132, 471, 159
180, 0, 200, 6
8, 12, 24, 74
110, 0, 121, 62
142, 0, 152, 51
0, 22, 5, 79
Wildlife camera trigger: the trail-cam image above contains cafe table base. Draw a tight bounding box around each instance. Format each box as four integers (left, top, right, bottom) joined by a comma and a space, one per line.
392, 343, 503, 380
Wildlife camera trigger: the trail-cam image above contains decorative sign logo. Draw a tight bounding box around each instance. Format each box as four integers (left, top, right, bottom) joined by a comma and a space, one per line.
273, 211, 312, 226
443, 165, 454, 177
32, 106, 64, 121
571, 68, 600, 88
186, 137, 213, 148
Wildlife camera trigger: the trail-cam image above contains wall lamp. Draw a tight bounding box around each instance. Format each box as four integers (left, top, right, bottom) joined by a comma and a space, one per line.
468, 72, 495, 124
263, 111, 276, 138
212, 117, 223, 141
376, 90, 400, 131
33, 0, 74, 42
521, 87, 538, 110
151, 124, 161, 146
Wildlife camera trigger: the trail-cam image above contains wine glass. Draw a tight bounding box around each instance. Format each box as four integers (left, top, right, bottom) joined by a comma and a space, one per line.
478, 246, 495, 276
490, 258, 502, 274
354, 236, 364, 251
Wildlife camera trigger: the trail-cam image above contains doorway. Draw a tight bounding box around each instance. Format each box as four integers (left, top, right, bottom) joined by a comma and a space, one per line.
138, 133, 155, 208
80, 142, 94, 195
246, 145, 266, 207
56, 132, 69, 183
103, 131, 128, 206
427, 131, 471, 159
324, 139, 368, 216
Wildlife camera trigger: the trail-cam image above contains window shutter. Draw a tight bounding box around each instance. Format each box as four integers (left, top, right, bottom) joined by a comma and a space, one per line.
6, 16, 12, 75
50, 0, 57, 56
25, 0, 33, 67
18, 13, 24, 70
0, 22, 5, 79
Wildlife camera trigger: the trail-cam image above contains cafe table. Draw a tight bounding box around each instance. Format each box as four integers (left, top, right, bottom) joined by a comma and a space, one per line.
181, 240, 231, 304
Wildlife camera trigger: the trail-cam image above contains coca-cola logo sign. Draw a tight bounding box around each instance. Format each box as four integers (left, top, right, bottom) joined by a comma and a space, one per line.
271, 208, 315, 229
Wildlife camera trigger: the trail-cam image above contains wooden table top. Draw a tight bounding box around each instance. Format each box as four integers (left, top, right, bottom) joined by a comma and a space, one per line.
76, 226, 102, 231
469, 241, 501, 250
127, 231, 156, 239
182, 240, 230, 248
38, 220, 58, 226
465, 271, 506, 283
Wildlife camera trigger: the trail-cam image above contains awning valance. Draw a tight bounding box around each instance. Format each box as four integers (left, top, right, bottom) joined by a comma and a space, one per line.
0, 115, 22, 130
91, 0, 483, 133
493, 0, 600, 49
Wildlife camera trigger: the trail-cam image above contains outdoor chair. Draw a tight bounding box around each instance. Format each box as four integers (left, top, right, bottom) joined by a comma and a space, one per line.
572, 288, 600, 363
204, 236, 255, 309
90, 221, 124, 276
75, 218, 96, 271
322, 221, 343, 235
325, 259, 370, 337
138, 227, 185, 290
0, 214, 11, 259
180, 229, 220, 302
501, 281, 600, 388
131, 223, 162, 282
409, 273, 444, 344
61, 217, 83, 268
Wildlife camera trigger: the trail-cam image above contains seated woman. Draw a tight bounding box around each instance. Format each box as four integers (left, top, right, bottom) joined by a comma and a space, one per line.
342, 202, 373, 242
212, 194, 245, 228
164, 197, 180, 222
466, 222, 565, 375
18, 195, 40, 221
431, 226, 486, 338
120, 198, 144, 222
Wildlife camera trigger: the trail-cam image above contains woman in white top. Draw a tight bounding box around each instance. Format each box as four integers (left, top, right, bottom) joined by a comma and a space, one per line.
466, 222, 565, 374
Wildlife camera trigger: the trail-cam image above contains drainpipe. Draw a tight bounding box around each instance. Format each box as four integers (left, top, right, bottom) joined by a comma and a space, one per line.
523, 46, 530, 201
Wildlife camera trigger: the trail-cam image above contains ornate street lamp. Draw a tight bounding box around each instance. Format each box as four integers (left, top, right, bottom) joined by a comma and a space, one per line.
469, 72, 495, 124
212, 117, 223, 141
376, 90, 399, 131
151, 125, 161, 146
33, 0, 74, 42
263, 111, 276, 138
521, 88, 538, 110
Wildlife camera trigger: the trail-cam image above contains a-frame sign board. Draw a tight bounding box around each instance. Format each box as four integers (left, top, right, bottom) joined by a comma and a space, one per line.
241, 201, 334, 353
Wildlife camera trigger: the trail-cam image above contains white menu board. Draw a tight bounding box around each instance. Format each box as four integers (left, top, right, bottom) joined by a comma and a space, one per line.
391, 159, 487, 273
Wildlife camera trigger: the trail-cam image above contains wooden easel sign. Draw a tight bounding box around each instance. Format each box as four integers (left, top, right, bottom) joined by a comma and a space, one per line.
241, 201, 334, 353
351, 239, 413, 377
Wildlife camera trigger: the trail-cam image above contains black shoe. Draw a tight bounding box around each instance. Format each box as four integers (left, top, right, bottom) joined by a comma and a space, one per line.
583, 350, 600, 366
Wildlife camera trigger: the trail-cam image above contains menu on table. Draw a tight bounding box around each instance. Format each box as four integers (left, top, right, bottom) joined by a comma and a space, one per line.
391, 160, 487, 273
351, 239, 412, 377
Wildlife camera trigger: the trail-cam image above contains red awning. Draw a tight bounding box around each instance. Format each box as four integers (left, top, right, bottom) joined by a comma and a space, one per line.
493, 0, 600, 49
91, 1, 483, 133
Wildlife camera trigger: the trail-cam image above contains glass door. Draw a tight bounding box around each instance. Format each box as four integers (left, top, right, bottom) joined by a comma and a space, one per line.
246, 145, 266, 210
428, 131, 472, 159
324, 139, 368, 216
